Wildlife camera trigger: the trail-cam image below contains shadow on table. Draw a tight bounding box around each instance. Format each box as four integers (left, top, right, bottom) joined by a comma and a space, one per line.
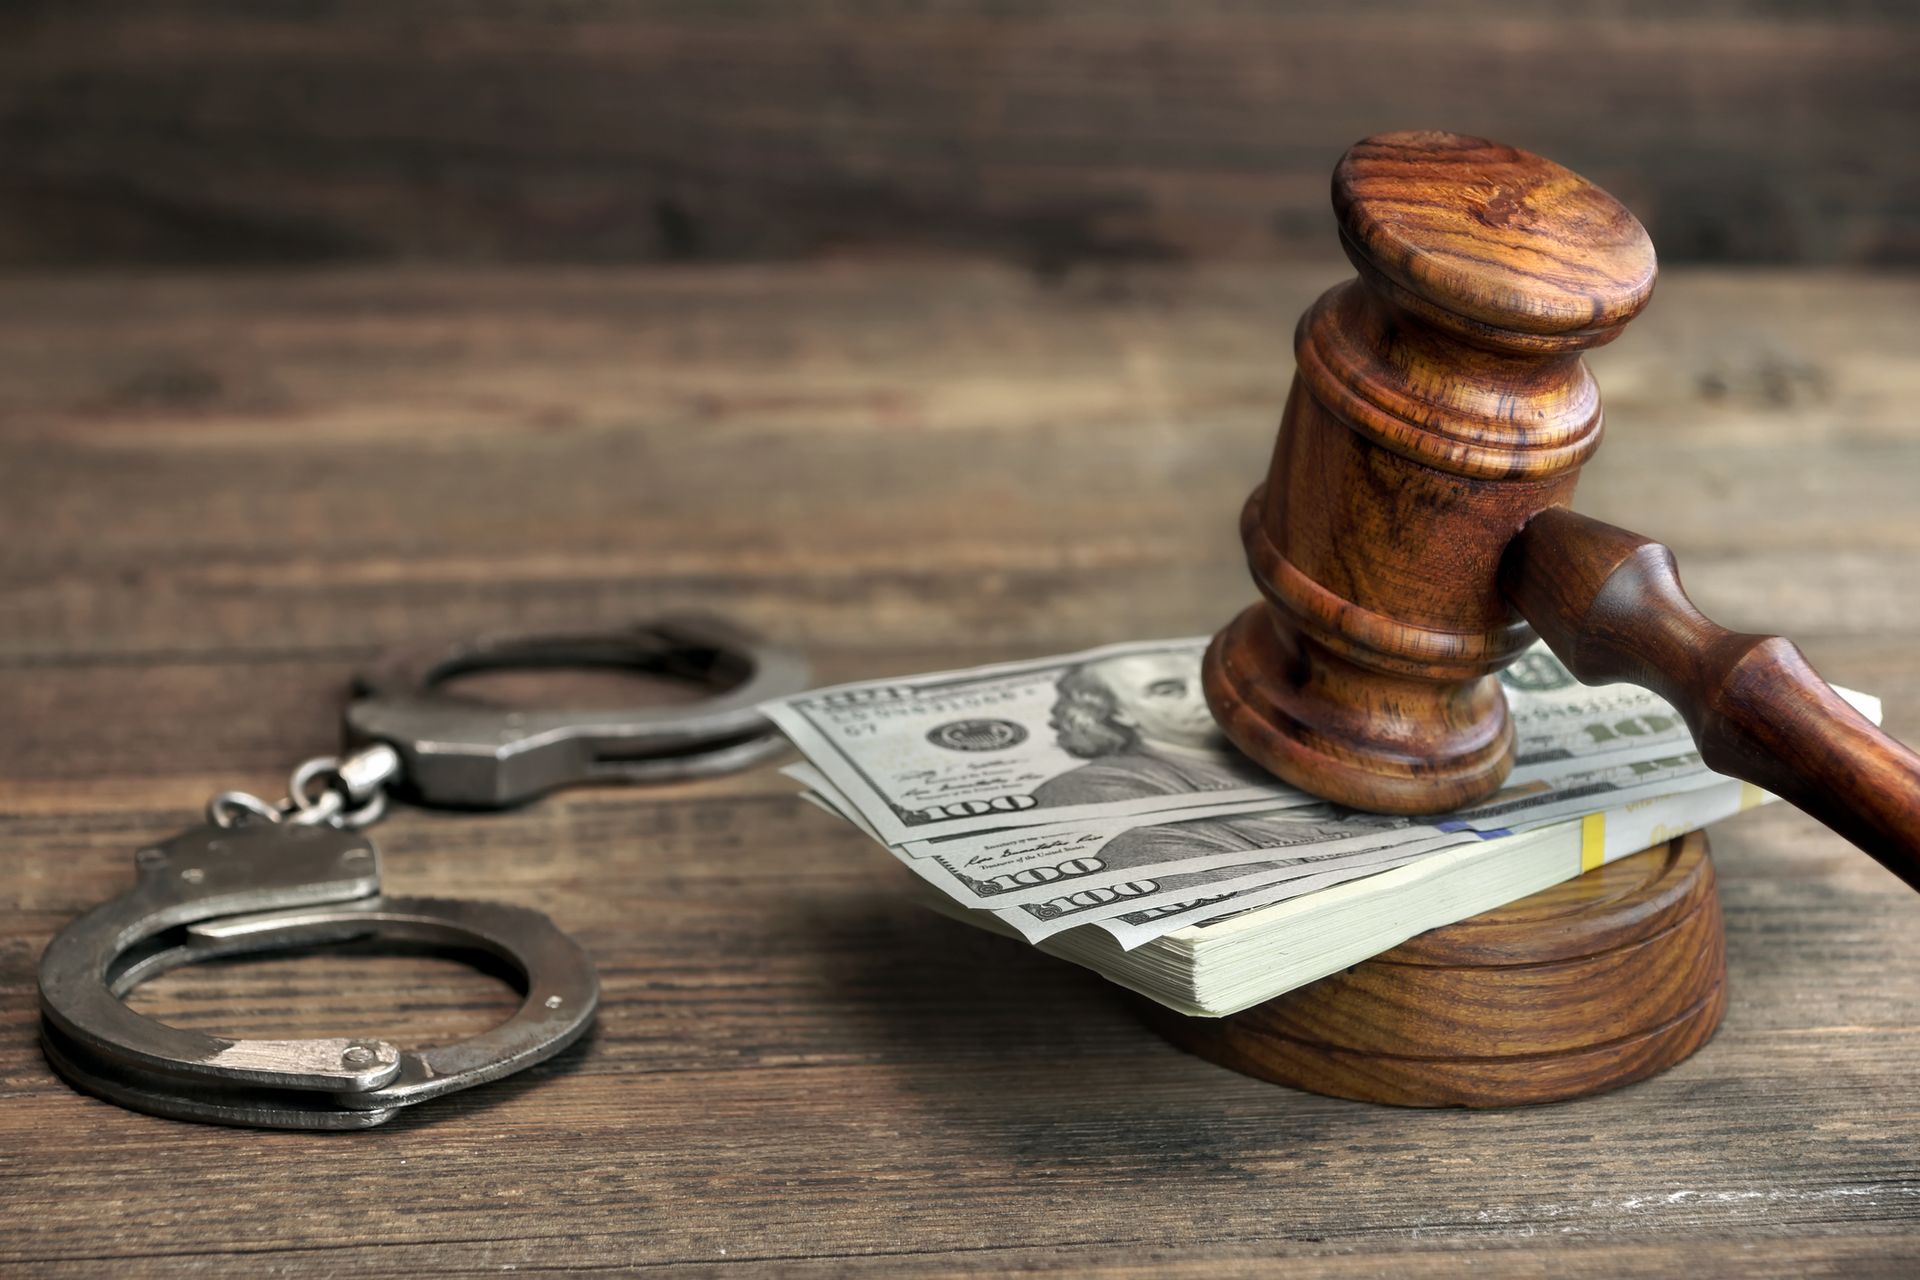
793, 888, 1381, 1166
378, 1020, 603, 1133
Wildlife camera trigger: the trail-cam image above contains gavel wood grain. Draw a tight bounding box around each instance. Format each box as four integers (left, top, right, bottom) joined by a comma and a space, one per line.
1148, 832, 1726, 1108
1204, 130, 1920, 890
1506, 509, 1920, 883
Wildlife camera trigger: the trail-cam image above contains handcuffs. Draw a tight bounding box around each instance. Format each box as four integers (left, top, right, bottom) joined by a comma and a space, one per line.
38, 617, 807, 1129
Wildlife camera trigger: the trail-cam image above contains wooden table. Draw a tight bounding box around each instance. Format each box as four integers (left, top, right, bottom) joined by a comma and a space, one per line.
2, 264, 1916, 1275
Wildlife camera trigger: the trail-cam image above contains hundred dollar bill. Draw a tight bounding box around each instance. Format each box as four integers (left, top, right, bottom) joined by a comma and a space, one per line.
1504, 650, 1692, 776
1506, 656, 1883, 780
793, 740, 1728, 945
977, 747, 1735, 942
907, 800, 1450, 908
761, 637, 1710, 848
1084, 776, 1771, 952
789, 659, 1885, 964
1081, 854, 1442, 951
983, 837, 1461, 943
901, 748, 1722, 913
762, 638, 1288, 846
790, 765, 1444, 940
1443, 749, 1724, 834
967, 759, 1704, 940
775, 640, 1879, 950
787, 733, 1734, 943
787, 764, 1460, 908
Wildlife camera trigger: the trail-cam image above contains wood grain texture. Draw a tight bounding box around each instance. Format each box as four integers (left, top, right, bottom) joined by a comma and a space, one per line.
1151, 833, 1728, 1107
1505, 509, 1920, 886
1205, 132, 1635, 812
1334, 131, 1658, 344
1207, 132, 1920, 860
0, 263, 1917, 1274
0, 2, 1915, 269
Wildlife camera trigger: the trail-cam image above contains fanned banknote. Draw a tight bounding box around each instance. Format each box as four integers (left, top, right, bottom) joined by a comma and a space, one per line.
769, 638, 1881, 957
760, 637, 1715, 848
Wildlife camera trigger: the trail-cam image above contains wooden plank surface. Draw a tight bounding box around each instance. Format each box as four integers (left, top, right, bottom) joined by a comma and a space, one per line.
1, 1, 1915, 269
1, 263, 1917, 1275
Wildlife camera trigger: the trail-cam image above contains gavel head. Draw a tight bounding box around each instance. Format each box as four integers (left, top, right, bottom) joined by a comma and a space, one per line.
1202, 131, 1658, 814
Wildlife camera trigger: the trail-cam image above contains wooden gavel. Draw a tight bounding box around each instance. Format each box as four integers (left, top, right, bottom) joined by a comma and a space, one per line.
1203, 130, 1920, 890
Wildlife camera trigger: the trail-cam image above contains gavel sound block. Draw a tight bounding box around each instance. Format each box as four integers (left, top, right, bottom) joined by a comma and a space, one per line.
1150, 833, 1722, 1108
1173, 131, 1920, 1106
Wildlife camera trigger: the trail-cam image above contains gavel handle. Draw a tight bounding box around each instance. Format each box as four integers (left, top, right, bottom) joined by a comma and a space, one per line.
1502, 506, 1920, 891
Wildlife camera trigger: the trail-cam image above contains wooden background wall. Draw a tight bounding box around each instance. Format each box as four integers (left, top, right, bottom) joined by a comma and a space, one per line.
0, 0, 1914, 270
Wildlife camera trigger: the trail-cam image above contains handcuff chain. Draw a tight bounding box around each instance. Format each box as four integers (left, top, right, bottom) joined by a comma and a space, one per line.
206, 742, 404, 832
44, 617, 799, 1129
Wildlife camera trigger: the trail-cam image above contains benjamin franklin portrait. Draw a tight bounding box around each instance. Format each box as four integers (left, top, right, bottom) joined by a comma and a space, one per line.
1031, 650, 1271, 806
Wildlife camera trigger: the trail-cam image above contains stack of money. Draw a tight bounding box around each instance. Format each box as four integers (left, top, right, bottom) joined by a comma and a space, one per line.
763, 638, 1881, 1015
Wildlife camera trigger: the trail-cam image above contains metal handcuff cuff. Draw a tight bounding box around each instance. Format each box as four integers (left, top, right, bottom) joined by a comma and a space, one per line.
38, 617, 808, 1129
